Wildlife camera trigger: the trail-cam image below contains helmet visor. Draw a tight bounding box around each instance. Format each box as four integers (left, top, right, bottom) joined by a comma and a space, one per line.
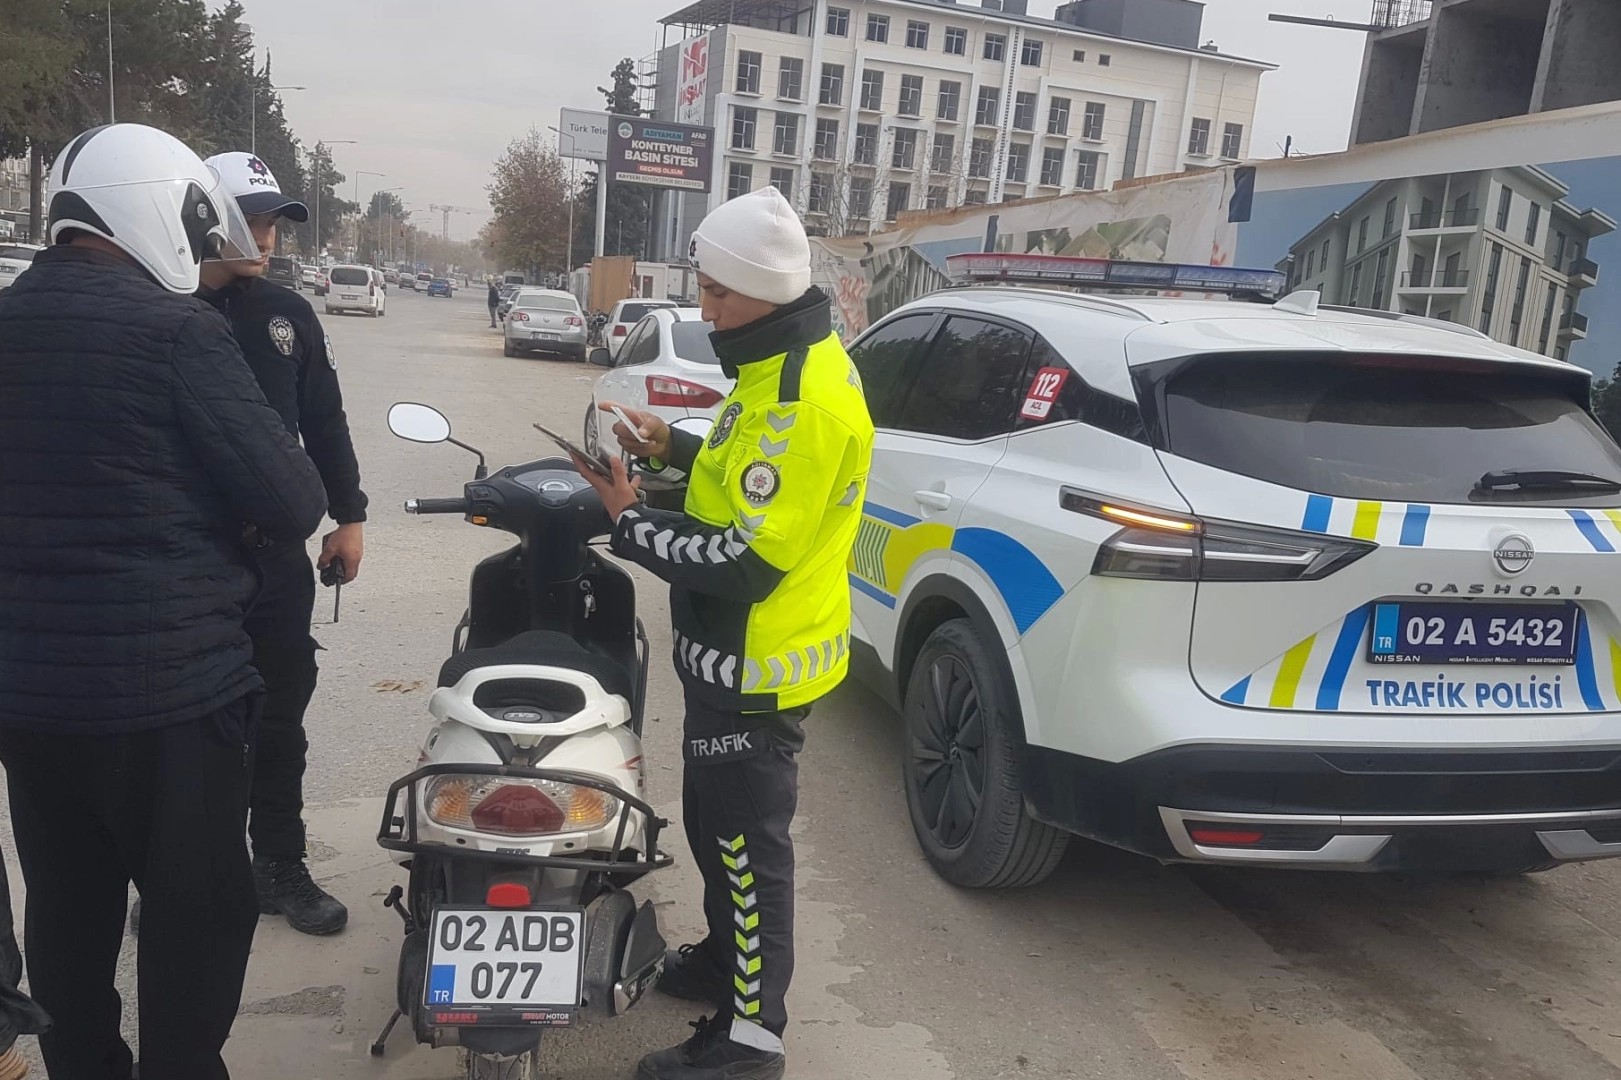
203, 165, 263, 264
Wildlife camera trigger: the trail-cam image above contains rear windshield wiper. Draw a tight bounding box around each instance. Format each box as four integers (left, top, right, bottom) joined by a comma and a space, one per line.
1474, 469, 1621, 495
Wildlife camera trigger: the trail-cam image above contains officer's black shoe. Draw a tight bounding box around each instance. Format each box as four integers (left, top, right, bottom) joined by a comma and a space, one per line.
656, 940, 730, 1004
636, 1015, 786, 1080
253, 855, 348, 936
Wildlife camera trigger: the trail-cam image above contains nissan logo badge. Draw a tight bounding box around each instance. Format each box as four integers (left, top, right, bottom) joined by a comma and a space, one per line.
1493, 534, 1535, 575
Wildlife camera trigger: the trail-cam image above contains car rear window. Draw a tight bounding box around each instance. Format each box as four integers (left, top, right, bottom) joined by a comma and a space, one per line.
619, 302, 671, 323
0, 247, 37, 262
268, 257, 294, 271
1147, 353, 1621, 505
330, 268, 369, 286
518, 294, 577, 312
669, 322, 720, 365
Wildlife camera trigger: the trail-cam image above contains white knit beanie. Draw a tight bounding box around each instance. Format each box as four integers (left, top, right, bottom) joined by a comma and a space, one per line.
689, 186, 812, 305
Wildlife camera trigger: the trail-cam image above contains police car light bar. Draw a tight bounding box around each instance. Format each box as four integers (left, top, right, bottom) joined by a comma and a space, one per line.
944, 253, 1288, 300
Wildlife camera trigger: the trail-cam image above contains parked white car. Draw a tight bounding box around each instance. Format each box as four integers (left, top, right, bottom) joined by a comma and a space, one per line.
584, 307, 727, 459
604, 298, 680, 359
324, 264, 386, 317
0, 244, 43, 290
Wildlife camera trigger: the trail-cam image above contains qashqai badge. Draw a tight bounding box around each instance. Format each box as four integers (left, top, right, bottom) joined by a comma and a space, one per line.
1493, 534, 1535, 575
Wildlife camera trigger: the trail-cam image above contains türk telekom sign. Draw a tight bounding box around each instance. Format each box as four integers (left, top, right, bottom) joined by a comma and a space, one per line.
607, 116, 714, 193
676, 34, 710, 125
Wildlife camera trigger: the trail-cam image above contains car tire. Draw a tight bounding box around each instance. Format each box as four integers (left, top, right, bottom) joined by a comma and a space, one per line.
902, 618, 1068, 889
325, 306, 335, 315
502, 340, 517, 358
583, 402, 599, 453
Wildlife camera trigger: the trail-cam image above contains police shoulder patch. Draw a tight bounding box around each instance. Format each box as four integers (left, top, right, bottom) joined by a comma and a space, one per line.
740, 460, 780, 506
268, 315, 296, 357
708, 401, 742, 449
325, 334, 336, 369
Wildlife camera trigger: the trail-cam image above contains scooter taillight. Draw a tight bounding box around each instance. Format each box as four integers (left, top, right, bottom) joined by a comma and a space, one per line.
485, 882, 533, 908
425, 774, 620, 836
471, 785, 565, 834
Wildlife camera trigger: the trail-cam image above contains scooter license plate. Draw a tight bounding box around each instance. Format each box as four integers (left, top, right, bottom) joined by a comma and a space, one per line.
424, 907, 585, 1026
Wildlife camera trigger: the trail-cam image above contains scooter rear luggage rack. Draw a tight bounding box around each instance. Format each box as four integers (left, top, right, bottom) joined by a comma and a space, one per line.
377, 762, 673, 876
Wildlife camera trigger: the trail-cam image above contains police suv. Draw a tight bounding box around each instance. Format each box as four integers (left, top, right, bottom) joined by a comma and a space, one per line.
846, 253, 1621, 886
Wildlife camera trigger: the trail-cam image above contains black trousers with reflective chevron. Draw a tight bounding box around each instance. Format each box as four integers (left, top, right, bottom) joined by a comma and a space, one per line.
682, 692, 809, 1045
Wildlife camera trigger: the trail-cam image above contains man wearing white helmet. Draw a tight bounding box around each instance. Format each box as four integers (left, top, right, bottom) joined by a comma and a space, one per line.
0, 123, 327, 1080
190, 150, 367, 939
577, 186, 874, 1080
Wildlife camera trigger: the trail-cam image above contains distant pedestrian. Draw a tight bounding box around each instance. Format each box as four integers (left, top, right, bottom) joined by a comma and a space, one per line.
487, 279, 500, 327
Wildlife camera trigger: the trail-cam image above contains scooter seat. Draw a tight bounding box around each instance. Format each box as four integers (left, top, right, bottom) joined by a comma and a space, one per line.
437, 630, 634, 701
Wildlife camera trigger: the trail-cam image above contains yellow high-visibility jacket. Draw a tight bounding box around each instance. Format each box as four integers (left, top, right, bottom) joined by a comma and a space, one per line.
612, 291, 875, 712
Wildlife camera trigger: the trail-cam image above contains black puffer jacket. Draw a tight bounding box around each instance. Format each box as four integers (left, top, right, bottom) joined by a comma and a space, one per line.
0, 245, 328, 733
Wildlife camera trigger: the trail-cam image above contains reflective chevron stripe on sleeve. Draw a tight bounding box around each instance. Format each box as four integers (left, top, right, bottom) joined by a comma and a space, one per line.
623, 508, 758, 566
673, 631, 742, 690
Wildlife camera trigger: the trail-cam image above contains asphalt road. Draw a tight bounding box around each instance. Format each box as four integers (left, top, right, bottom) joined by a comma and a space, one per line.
7, 284, 1621, 1080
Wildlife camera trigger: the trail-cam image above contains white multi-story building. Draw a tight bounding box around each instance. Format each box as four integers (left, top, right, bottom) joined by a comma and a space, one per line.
1284, 165, 1614, 364
650, 0, 1271, 252
0, 158, 30, 239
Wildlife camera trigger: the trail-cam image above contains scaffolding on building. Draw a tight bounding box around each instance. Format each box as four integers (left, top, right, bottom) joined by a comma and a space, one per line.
1369, 0, 1433, 29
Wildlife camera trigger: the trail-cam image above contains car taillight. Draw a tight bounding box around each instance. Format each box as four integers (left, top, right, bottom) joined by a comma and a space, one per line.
1061, 490, 1375, 582
613, 324, 628, 337
646, 375, 725, 408
511, 311, 529, 322
424, 775, 619, 837
565, 316, 583, 327
369, 283, 376, 296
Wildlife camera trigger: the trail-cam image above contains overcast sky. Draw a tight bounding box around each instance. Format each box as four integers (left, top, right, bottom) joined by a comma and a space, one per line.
231, 0, 1369, 241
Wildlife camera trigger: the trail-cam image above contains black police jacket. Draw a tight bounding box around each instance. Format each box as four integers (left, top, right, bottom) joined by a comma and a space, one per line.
0, 246, 329, 733
200, 277, 367, 525
201, 277, 368, 639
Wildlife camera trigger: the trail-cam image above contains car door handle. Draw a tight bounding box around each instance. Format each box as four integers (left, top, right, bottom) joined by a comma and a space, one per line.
913, 490, 953, 512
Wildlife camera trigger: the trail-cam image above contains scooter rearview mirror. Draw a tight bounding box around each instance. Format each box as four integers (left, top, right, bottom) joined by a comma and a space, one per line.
388, 402, 452, 444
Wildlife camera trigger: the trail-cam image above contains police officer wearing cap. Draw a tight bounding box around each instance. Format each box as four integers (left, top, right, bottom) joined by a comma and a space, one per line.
575, 186, 874, 1080
195, 151, 367, 935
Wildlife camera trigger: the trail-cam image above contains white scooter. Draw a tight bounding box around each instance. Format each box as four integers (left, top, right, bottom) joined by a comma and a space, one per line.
372, 403, 671, 1080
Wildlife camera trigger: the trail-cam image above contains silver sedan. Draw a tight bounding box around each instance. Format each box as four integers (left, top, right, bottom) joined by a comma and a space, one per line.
502, 289, 588, 360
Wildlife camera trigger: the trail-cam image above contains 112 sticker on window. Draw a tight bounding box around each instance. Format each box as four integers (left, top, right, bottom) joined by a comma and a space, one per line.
1019, 366, 1070, 421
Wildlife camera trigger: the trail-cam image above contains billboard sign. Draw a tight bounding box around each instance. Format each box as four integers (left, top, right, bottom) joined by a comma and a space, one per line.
557, 109, 609, 162
607, 116, 714, 193
676, 34, 711, 125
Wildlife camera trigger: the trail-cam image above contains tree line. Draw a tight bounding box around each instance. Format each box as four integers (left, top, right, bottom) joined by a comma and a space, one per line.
482, 58, 655, 279
0, 0, 351, 254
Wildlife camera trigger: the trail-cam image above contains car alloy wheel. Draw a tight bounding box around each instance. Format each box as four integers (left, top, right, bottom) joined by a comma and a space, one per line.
912, 653, 985, 850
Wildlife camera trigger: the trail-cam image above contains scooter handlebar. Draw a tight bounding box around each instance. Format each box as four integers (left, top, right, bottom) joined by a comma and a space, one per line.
404, 497, 471, 515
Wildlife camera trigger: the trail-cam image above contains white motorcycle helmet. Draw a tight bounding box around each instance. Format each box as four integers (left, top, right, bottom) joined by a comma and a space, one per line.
46, 123, 261, 294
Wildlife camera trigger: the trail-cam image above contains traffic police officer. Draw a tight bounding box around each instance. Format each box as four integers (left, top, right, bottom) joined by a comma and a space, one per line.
576, 186, 874, 1080
196, 151, 367, 935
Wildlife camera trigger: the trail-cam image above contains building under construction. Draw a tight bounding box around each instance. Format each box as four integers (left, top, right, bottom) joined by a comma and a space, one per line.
1350, 0, 1621, 144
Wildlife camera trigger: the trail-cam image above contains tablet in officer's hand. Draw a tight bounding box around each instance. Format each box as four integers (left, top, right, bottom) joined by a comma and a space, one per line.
532, 422, 613, 479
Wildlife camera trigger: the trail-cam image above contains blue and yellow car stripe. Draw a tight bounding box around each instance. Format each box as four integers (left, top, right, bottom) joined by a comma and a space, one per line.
847, 503, 1063, 634
1301, 494, 1430, 547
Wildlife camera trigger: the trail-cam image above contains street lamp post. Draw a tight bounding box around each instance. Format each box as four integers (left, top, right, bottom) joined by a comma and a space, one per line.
309, 139, 357, 262
548, 126, 578, 278
250, 84, 306, 155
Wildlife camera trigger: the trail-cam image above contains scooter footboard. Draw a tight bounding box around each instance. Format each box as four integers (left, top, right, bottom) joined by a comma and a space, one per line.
377, 763, 673, 877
